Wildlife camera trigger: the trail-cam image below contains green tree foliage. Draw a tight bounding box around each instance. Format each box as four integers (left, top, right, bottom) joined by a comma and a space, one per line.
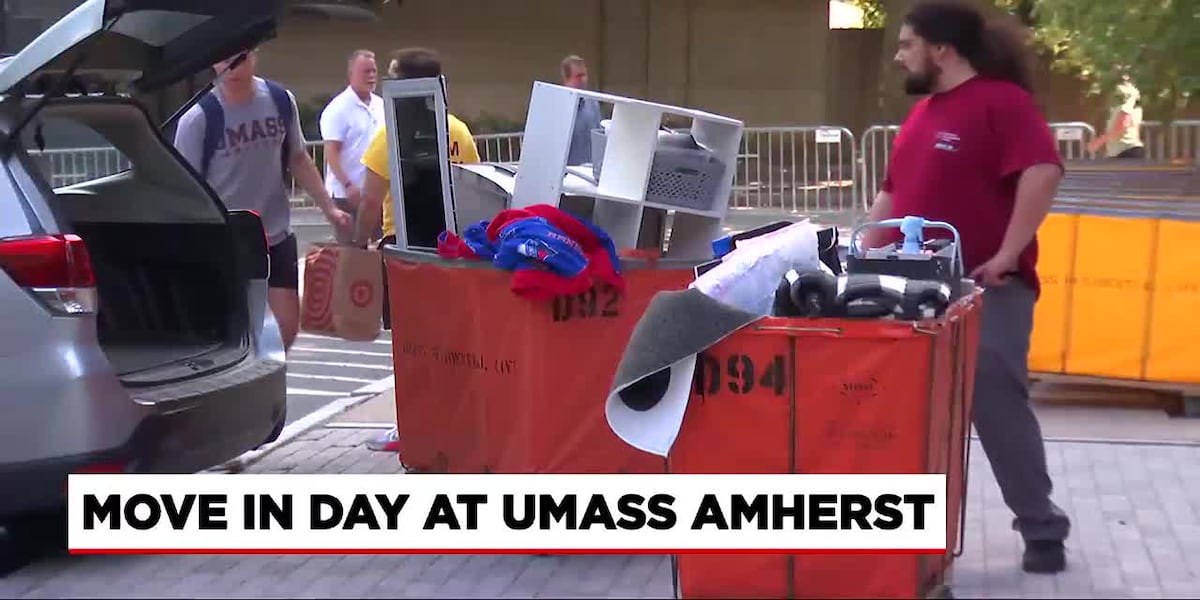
849, 0, 888, 29
995, 0, 1199, 122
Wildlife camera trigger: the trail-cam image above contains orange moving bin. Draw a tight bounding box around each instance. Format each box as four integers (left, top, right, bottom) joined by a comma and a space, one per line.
667, 283, 983, 596
671, 290, 981, 598
384, 250, 697, 474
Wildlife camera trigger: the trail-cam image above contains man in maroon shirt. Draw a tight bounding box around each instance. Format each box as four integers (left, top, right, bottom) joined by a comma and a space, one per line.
866, 0, 1071, 574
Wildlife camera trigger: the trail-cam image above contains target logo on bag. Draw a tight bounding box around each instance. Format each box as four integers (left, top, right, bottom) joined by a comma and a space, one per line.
349, 280, 375, 308
301, 244, 383, 341
301, 246, 339, 333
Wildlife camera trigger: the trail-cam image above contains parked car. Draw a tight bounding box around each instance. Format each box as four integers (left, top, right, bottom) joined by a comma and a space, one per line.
0, 0, 290, 538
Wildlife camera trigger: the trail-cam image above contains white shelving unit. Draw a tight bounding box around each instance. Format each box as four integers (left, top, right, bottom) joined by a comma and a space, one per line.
511, 82, 744, 260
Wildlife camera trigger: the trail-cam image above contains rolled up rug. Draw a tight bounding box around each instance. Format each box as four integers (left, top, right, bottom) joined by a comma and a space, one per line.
605, 287, 762, 457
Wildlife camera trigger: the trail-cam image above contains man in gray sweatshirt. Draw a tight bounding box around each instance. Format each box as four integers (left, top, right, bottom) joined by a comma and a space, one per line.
174, 48, 350, 351
561, 55, 602, 166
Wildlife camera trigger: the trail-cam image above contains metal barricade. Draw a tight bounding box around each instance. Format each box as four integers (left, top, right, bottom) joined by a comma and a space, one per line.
1049, 122, 1096, 160
290, 136, 523, 201
27, 146, 132, 188
1141, 120, 1200, 163
857, 124, 900, 212
474, 133, 524, 164
33, 119, 1195, 218
289, 141, 326, 201
733, 126, 859, 222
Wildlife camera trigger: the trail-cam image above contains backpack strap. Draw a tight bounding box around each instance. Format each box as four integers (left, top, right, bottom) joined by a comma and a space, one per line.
198, 90, 225, 180
263, 78, 295, 180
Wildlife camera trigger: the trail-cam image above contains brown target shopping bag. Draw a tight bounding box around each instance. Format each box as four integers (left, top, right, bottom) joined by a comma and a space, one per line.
301, 243, 383, 342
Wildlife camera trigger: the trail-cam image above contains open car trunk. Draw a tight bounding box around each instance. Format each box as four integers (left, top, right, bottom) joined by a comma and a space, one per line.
71, 220, 249, 384
0, 0, 289, 383
21, 98, 255, 386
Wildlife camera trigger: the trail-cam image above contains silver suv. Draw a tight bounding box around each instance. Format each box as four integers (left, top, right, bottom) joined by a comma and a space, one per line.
0, 1, 290, 535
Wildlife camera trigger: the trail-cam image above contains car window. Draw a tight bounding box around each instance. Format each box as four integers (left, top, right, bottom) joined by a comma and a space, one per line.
22, 117, 132, 188
2, 0, 86, 55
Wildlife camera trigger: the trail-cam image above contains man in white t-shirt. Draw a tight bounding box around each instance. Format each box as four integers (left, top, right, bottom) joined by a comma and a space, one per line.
320, 49, 385, 242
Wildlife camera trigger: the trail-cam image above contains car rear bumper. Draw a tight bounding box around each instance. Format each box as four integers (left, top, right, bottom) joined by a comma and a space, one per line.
0, 358, 286, 520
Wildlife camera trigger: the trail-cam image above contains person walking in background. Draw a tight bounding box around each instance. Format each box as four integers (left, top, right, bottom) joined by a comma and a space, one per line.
320, 49, 386, 242
174, 48, 350, 352
865, 0, 1071, 574
1086, 76, 1145, 159
352, 47, 482, 257
352, 47, 481, 453
561, 55, 602, 166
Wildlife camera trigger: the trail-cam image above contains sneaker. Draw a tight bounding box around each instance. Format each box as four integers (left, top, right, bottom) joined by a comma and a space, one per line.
366, 427, 400, 452
1022, 540, 1066, 574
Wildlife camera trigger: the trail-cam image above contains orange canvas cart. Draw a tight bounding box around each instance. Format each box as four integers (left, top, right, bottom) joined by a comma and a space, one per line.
665, 219, 984, 598
383, 249, 698, 475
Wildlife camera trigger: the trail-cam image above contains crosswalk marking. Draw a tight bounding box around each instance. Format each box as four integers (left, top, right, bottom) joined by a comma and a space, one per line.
288, 359, 393, 371
290, 347, 393, 358
287, 372, 377, 384
286, 388, 351, 397
297, 332, 392, 345
325, 422, 394, 430
289, 255, 396, 426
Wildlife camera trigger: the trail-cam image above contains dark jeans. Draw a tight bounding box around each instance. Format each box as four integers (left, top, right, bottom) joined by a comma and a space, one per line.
378, 234, 397, 330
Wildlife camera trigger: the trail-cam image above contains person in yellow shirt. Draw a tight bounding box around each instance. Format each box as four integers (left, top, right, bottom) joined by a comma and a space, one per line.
353, 47, 481, 331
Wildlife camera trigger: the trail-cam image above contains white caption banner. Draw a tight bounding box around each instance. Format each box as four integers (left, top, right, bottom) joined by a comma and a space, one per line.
67, 473, 947, 553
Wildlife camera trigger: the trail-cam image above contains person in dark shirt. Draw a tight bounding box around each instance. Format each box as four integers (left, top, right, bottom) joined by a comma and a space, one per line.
865, 0, 1071, 575
561, 55, 602, 166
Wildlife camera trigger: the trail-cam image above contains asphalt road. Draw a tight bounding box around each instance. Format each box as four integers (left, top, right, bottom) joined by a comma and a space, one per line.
285, 331, 393, 425
287, 209, 393, 426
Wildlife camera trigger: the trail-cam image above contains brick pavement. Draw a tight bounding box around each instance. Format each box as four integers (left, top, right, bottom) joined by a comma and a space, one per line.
4, 424, 1200, 598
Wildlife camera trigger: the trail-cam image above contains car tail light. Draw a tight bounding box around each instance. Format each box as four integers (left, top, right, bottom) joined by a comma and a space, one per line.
0, 234, 98, 315
63, 461, 130, 494
73, 461, 128, 474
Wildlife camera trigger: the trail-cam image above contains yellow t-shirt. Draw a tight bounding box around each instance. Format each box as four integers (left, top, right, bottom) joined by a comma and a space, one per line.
361, 113, 482, 240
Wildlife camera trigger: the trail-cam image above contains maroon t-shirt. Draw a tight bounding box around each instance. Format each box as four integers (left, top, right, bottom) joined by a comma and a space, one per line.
880, 76, 1063, 297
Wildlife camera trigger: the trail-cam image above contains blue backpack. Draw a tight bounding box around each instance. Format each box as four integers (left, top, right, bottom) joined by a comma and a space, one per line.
198, 78, 295, 180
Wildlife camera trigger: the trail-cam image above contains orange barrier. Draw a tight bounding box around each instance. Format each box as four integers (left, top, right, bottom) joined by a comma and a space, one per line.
1031, 212, 1200, 384
384, 250, 696, 474
668, 288, 982, 599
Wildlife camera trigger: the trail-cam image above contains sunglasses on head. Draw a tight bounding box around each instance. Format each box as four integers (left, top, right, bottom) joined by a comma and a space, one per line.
223, 49, 257, 68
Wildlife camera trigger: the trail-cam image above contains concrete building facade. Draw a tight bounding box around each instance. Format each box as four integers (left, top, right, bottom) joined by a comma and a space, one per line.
2, 0, 1190, 136
259, 0, 842, 133
260, 0, 1193, 137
